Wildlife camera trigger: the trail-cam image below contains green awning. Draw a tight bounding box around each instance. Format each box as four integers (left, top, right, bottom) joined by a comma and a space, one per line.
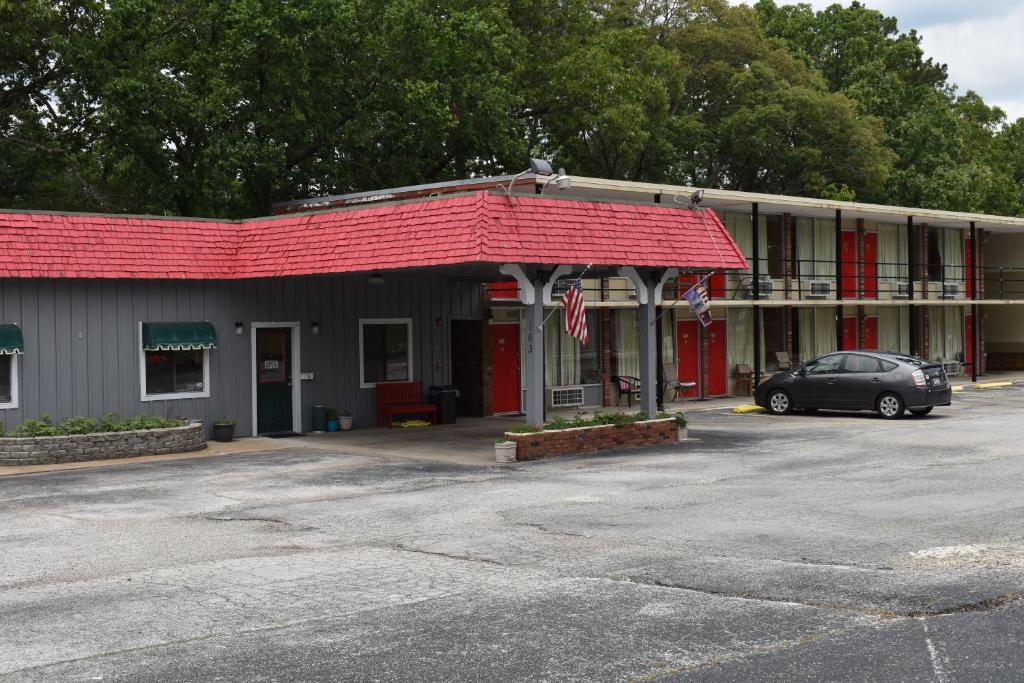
0, 324, 23, 355
142, 322, 218, 351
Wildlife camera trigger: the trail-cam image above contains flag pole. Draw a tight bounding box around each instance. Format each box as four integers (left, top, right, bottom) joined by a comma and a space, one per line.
536, 263, 593, 331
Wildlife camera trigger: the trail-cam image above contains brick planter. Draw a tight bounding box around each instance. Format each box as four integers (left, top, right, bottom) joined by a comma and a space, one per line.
506, 418, 676, 461
0, 422, 206, 466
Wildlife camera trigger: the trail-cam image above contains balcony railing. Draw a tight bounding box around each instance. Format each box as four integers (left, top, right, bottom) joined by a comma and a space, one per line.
483, 263, 1024, 304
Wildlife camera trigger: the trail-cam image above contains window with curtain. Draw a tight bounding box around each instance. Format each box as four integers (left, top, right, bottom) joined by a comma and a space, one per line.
545, 310, 600, 386
878, 307, 910, 353
877, 224, 908, 282
727, 308, 755, 374
796, 218, 836, 280
942, 229, 964, 283
613, 309, 640, 378
928, 307, 963, 360
795, 308, 837, 362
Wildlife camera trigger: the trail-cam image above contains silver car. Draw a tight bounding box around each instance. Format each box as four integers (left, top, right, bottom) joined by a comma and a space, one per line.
754, 351, 953, 419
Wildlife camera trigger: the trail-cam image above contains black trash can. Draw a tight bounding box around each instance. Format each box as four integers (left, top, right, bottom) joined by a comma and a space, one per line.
428, 385, 459, 425
311, 405, 328, 432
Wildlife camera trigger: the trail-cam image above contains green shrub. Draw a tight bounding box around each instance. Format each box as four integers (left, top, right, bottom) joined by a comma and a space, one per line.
3, 413, 185, 438
57, 416, 99, 435
11, 415, 60, 437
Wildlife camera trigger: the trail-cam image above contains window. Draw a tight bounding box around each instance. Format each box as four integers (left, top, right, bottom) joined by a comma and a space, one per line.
0, 323, 22, 409
806, 354, 844, 374
140, 322, 215, 400
764, 216, 786, 279
0, 354, 17, 409
844, 354, 881, 373
545, 310, 601, 386
360, 319, 412, 387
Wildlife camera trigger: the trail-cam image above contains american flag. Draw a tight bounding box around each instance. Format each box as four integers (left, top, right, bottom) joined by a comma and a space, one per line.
561, 277, 589, 346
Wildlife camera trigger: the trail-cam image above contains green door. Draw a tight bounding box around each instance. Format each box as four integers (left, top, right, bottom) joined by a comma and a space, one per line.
256, 328, 293, 434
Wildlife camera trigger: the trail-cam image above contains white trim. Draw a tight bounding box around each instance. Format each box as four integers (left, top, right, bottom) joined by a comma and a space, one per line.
617, 266, 648, 304
498, 264, 535, 305
139, 321, 211, 402
0, 354, 19, 410
250, 322, 302, 437
358, 318, 413, 389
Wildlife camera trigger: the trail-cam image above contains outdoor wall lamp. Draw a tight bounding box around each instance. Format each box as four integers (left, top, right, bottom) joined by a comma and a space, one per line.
368, 272, 384, 285
311, 321, 320, 335
502, 158, 555, 195
234, 322, 244, 336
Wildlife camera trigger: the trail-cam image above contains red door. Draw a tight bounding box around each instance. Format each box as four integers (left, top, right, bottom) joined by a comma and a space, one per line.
678, 272, 727, 300
705, 319, 728, 396
863, 316, 878, 350
862, 233, 878, 299
491, 325, 520, 414
676, 320, 700, 386
841, 317, 857, 350
841, 231, 857, 298
965, 314, 974, 368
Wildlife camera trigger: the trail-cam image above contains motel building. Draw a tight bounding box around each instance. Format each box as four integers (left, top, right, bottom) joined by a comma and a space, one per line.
0, 172, 1022, 437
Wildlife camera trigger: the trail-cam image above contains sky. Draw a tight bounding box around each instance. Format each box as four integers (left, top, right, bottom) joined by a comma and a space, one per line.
747, 0, 1024, 122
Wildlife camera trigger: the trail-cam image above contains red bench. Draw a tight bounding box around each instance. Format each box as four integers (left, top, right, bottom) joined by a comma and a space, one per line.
375, 381, 437, 428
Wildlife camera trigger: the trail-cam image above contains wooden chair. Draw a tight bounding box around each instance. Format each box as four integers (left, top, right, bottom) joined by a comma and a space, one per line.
734, 364, 753, 396
375, 381, 437, 428
612, 375, 642, 407
775, 351, 793, 371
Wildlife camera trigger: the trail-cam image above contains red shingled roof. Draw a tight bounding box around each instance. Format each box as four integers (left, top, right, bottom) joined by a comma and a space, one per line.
0, 192, 746, 279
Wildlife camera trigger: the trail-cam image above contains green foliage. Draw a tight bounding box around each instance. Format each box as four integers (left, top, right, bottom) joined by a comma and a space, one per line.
2, 0, 1021, 216
11, 415, 60, 437
4, 413, 185, 438
57, 416, 99, 435
507, 423, 541, 434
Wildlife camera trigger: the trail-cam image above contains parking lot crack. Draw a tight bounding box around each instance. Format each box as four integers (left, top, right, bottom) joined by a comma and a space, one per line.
517, 522, 592, 538
391, 543, 510, 567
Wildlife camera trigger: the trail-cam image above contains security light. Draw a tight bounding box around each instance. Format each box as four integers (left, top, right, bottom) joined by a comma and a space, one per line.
368, 272, 384, 285
503, 158, 558, 195
540, 168, 572, 194
234, 322, 244, 335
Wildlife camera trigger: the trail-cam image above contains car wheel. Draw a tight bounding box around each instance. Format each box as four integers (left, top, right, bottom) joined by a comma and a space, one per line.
766, 389, 793, 415
877, 392, 905, 419
909, 406, 933, 417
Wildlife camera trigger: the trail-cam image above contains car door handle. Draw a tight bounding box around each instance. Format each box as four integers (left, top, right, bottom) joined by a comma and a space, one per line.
871, 378, 882, 383
827, 379, 839, 384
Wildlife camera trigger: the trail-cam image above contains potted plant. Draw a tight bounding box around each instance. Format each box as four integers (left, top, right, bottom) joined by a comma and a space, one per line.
494, 439, 517, 463
673, 412, 688, 441
212, 418, 236, 442
338, 410, 353, 431
325, 409, 339, 433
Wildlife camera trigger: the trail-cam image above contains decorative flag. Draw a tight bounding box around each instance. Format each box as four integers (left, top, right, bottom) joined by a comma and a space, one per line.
561, 277, 589, 346
683, 276, 714, 328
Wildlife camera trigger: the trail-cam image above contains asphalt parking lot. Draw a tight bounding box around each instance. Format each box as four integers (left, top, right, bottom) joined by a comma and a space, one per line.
1, 387, 1022, 682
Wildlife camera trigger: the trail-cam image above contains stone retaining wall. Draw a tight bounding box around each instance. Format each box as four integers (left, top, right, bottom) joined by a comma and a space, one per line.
507, 418, 676, 461
0, 423, 206, 466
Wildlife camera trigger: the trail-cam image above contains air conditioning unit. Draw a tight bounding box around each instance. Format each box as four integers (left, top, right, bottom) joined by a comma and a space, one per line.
756, 275, 774, 297
807, 280, 832, 298
894, 281, 911, 298
549, 386, 584, 408
942, 282, 960, 298
550, 279, 572, 298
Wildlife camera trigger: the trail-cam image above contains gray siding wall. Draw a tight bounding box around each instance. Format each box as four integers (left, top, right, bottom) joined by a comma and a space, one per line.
0, 274, 482, 435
